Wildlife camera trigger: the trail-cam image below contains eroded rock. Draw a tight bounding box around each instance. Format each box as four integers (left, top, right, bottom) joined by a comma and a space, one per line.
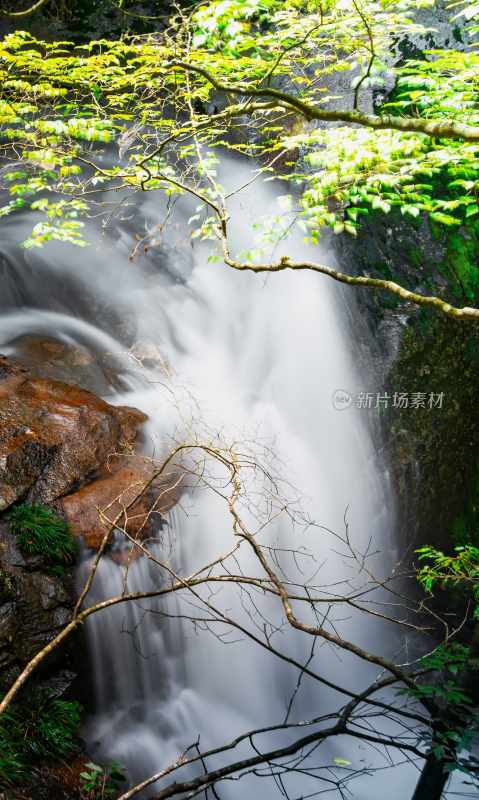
0, 521, 74, 690
0, 355, 148, 509
61, 457, 157, 549
6, 334, 126, 395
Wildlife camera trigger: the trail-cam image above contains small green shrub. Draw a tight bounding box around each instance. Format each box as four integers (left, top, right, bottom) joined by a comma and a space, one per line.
19, 696, 83, 760
0, 693, 83, 788
0, 742, 27, 788
80, 761, 126, 799
8, 503, 78, 565
416, 544, 479, 616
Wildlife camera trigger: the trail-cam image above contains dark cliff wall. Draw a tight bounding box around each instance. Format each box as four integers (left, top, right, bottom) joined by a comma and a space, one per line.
335, 210, 479, 555
0, 0, 189, 41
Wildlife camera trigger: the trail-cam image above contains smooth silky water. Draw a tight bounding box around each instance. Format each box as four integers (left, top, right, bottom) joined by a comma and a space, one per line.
0, 158, 428, 798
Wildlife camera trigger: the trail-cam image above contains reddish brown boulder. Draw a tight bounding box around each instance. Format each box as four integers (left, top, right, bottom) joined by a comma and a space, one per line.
60, 453, 180, 549
6, 334, 125, 395
0, 355, 148, 511
61, 458, 154, 549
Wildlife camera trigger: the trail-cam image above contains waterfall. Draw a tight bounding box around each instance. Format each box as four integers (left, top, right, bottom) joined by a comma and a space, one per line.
77, 542, 189, 793
0, 157, 422, 798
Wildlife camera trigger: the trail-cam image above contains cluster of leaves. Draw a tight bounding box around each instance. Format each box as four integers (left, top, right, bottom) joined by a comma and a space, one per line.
0, 691, 82, 788
8, 502, 78, 569
408, 643, 473, 704
0, 0, 476, 267
411, 540, 479, 773
80, 761, 126, 800
416, 544, 479, 615
294, 132, 479, 235
405, 643, 479, 783
191, 0, 282, 50
280, 43, 479, 239
449, 0, 479, 39
191, 0, 434, 62
0, 30, 130, 245
189, 0, 479, 260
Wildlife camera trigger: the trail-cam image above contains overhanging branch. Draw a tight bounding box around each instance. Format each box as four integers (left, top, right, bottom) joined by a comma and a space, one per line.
221, 249, 479, 321
168, 60, 479, 142
0, 0, 50, 17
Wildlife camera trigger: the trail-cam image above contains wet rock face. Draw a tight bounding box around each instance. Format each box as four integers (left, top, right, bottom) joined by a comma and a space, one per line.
0, 521, 73, 691
61, 458, 157, 550
0, 349, 182, 554
0, 354, 147, 511
335, 209, 479, 554
5, 334, 124, 396
0, 353, 154, 700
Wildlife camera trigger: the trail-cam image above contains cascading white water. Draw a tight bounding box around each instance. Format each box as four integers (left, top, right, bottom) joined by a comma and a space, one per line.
77, 541, 191, 792
0, 158, 425, 798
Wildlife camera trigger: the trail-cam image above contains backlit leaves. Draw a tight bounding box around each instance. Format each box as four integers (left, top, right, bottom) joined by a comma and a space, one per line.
0, 0, 476, 249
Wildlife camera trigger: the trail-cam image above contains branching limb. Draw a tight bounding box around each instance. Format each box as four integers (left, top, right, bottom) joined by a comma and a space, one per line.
0, 0, 50, 17
167, 60, 479, 142
218, 227, 479, 321
117, 712, 425, 800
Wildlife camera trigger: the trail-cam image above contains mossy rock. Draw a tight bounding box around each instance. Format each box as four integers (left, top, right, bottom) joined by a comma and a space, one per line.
387, 310, 479, 551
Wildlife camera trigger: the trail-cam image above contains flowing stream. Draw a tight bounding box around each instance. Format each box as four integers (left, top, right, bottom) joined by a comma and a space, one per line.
0, 157, 427, 798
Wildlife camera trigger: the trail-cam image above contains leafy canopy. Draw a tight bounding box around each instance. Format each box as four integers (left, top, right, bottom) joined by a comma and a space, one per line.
0, 0, 478, 312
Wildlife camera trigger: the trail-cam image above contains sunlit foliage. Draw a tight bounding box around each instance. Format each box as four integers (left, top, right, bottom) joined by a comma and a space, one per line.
0, 0, 477, 264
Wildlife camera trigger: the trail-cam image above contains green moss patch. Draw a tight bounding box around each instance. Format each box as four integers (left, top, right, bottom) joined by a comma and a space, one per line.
8, 503, 78, 567
0, 693, 83, 788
